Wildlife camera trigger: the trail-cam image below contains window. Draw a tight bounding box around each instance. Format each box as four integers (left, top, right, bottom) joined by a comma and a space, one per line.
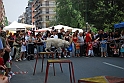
46, 8, 49, 14
45, 1, 49, 6
46, 16, 49, 21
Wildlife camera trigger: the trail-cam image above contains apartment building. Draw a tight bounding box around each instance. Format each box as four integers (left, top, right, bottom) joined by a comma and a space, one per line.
0, 0, 5, 26
18, 13, 25, 23
33, 0, 56, 28
25, 0, 34, 25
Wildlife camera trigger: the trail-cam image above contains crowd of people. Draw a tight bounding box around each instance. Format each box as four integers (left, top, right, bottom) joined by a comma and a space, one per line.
3, 27, 124, 60
0, 25, 124, 83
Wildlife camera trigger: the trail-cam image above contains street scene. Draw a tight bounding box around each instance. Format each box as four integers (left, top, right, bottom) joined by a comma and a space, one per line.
0, 0, 124, 83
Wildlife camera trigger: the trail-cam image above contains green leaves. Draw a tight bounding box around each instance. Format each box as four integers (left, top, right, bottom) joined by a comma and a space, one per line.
52, 0, 84, 28
50, 0, 124, 31
87, 0, 124, 30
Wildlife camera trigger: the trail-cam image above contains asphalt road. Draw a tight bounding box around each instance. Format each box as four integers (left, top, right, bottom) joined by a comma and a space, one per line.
10, 57, 124, 83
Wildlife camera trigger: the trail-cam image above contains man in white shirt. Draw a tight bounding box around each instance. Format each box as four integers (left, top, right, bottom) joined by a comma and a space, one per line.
27, 33, 35, 60
78, 32, 84, 43
50, 30, 61, 58
51, 30, 58, 39
78, 32, 85, 56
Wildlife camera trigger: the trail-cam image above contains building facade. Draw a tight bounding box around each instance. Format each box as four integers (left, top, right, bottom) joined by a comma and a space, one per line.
33, 0, 56, 29
25, 0, 34, 25
18, 13, 25, 23
0, 0, 6, 26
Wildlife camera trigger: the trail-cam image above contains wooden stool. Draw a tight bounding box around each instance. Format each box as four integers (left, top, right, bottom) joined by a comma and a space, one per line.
33, 52, 55, 75
44, 59, 76, 83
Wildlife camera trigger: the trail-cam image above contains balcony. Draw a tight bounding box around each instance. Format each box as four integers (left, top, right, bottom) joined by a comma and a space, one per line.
33, 11, 42, 18
39, 11, 56, 16
34, 4, 41, 10
36, 17, 54, 23
35, 18, 43, 23
40, 4, 56, 8
33, 0, 39, 7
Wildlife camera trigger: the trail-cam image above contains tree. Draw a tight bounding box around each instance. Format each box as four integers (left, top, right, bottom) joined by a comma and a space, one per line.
86, 0, 124, 30
51, 0, 124, 31
55, 0, 84, 28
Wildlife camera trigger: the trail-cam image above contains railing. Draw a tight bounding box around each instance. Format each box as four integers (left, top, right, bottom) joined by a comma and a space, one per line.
35, 4, 41, 10
39, 11, 56, 15
33, 11, 42, 18
40, 4, 56, 7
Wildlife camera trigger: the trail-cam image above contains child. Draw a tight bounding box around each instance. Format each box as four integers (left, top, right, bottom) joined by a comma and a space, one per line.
120, 42, 124, 57
88, 41, 94, 57
19, 38, 26, 61
109, 43, 119, 56
75, 43, 80, 57
93, 40, 99, 56
100, 37, 107, 57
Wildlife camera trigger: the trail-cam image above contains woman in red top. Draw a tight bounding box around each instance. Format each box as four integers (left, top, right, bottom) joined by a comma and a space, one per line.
85, 30, 92, 56
72, 32, 78, 57
85, 30, 92, 43
72, 32, 78, 43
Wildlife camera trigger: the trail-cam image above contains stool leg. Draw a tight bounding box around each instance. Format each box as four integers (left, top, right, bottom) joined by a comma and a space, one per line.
78, 80, 80, 83
71, 62, 76, 83
41, 54, 44, 72
53, 63, 56, 76
69, 63, 72, 83
52, 54, 54, 59
33, 54, 38, 75
59, 63, 63, 73
44, 62, 50, 83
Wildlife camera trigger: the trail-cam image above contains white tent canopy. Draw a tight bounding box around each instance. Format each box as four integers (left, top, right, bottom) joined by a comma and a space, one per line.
35, 28, 51, 32
3, 21, 25, 31
18, 23, 35, 28
72, 28, 83, 32
3, 21, 34, 31
48, 25, 73, 31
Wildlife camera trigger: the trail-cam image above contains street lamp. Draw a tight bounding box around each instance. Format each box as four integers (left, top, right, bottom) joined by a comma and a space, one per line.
86, 22, 88, 32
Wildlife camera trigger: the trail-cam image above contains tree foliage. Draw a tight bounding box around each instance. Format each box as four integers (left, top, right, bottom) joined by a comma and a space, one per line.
55, 0, 84, 28
88, 0, 124, 30
50, 0, 124, 30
